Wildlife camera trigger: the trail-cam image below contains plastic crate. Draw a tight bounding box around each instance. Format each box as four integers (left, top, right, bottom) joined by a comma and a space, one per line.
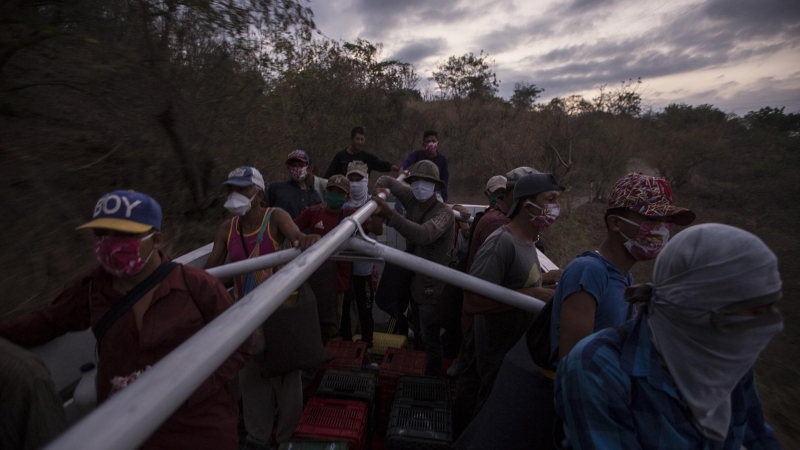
279, 440, 350, 450
293, 398, 368, 450
353, 332, 409, 355
321, 341, 369, 372
378, 348, 427, 417
317, 369, 376, 407
394, 376, 450, 405
386, 399, 452, 450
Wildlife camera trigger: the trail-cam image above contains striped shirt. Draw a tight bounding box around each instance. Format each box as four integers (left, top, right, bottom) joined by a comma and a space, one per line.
555, 314, 781, 450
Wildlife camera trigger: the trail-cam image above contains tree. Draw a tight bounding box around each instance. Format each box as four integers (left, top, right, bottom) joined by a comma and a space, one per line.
594, 78, 644, 116
430, 51, 499, 100
510, 82, 544, 109
744, 107, 800, 133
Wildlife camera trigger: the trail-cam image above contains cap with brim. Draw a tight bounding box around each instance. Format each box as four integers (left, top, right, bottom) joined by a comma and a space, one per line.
76, 218, 154, 233
606, 173, 695, 226
505, 166, 539, 187
223, 166, 265, 190
486, 175, 507, 193
406, 160, 446, 192
76, 190, 162, 233
327, 174, 351, 194
286, 149, 310, 165
347, 161, 369, 178
507, 172, 565, 218
628, 203, 696, 226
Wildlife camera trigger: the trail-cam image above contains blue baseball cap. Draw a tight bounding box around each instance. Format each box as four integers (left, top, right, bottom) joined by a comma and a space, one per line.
76, 190, 162, 233
223, 166, 265, 190
286, 149, 311, 165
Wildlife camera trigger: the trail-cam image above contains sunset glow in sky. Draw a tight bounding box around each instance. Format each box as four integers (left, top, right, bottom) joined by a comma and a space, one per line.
310, 0, 800, 114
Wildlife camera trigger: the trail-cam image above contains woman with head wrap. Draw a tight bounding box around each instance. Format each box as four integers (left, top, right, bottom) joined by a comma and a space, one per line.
555, 223, 783, 449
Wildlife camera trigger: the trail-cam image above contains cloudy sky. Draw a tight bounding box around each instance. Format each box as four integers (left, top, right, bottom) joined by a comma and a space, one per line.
309, 0, 800, 115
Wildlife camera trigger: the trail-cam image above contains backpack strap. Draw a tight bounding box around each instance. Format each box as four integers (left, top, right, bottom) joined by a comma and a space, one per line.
92, 261, 179, 348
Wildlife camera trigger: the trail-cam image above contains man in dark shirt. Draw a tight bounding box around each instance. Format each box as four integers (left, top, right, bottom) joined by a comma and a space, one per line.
323, 126, 399, 178
268, 150, 323, 218
399, 130, 450, 201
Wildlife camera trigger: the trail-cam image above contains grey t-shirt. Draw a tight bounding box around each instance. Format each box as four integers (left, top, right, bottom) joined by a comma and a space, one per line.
466, 226, 542, 314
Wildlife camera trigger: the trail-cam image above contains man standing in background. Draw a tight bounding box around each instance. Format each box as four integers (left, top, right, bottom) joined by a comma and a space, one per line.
324, 126, 399, 178
268, 150, 322, 218
399, 130, 450, 202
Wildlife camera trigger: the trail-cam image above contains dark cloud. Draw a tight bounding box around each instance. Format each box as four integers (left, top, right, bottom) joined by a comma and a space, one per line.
351, 0, 471, 40
390, 39, 448, 64
508, 0, 800, 100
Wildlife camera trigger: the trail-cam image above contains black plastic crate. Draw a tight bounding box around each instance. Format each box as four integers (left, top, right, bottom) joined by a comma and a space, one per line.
394, 376, 450, 405
278, 440, 350, 450
316, 369, 377, 406
386, 399, 452, 450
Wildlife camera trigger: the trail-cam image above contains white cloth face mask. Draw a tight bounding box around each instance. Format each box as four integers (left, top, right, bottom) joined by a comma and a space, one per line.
411, 180, 436, 202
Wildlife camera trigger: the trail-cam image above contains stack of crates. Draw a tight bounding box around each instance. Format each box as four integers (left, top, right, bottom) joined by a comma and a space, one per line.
320, 341, 370, 374
386, 376, 453, 450
377, 348, 426, 419
315, 369, 378, 437
293, 397, 369, 450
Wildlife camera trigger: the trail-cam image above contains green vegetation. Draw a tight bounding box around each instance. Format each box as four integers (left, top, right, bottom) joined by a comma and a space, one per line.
1, 1, 798, 445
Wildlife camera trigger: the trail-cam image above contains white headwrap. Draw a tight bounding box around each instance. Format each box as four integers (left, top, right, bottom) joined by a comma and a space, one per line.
645, 223, 783, 441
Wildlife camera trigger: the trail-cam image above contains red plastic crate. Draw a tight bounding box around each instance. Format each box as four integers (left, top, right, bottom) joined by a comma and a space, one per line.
293, 397, 368, 450
378, 348, 426, 417
321, 341, 369, 372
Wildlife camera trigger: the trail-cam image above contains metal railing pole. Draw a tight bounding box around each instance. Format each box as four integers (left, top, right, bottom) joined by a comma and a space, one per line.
45, 197, 383, 450
205, 248, 301, 279
346, 237, 547, 314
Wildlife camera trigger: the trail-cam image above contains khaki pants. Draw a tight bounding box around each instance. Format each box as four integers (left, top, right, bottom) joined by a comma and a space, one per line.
239, 359, 303, 446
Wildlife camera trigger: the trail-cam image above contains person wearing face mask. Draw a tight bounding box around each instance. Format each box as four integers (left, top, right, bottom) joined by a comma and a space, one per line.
398, 130, 450, 201
0, 190, 250, 450
294, 174, 384, 343
372, 160, 455, 375
339, 162, 378, 347
455, 172, 564, 436
267, 150, 322, 219
556, 223, 781, 450
496, 172, 695, 450
206, 167, 322, 450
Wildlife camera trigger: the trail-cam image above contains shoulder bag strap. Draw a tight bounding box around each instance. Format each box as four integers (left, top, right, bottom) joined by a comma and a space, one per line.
92, 261, 179, 348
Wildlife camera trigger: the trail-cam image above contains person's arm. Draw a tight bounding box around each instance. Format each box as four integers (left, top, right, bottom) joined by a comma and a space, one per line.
555, 354, 642, 450
542, 270, 563, 285
374, 176, 415, 207
365, 152, 396, 173
398, 150, 420, 170
741, 370, 782, 449
323, 153, 341, 179
185, 271, 251, 408
386, 208, 454, 247
203, 220, 231, 269
0, 276, 93, 348
368, 215, 384, 236
559, 290, 598, 360
276, 208, 319, 250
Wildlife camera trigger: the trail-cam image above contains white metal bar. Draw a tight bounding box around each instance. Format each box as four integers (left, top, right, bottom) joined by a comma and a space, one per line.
45, 197, 383, 450
453, 211, 473, 223
345, 237, 547, 314
205, 248, 300, 279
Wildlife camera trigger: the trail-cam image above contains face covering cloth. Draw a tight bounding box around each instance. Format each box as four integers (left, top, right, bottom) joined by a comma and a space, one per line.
644, 223, 783, 441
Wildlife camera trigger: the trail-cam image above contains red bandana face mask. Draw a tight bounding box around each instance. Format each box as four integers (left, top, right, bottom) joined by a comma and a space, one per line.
289, 166, 308, 182
94, 233, 155, 276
